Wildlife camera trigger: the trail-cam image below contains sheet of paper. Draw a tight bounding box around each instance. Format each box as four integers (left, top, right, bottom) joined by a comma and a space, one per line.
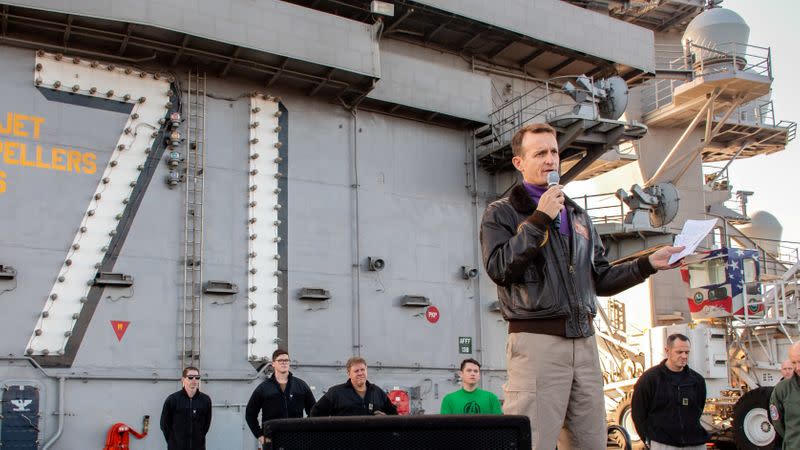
669, 219, 718, 264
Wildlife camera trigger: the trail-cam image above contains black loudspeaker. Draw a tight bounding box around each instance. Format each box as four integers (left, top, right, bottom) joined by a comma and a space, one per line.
263, 415, 531, 449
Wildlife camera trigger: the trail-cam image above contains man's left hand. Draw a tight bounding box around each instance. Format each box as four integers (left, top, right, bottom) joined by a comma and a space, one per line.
648, 245, 686, 270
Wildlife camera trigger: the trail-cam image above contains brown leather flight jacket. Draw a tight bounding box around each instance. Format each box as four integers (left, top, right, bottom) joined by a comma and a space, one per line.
480, 185, 655, 338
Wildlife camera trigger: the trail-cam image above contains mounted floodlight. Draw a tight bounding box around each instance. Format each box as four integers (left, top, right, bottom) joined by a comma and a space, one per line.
203, 280, 238, 295
400, 295, 431, 307
166, 131, 181, 147
370, 1, 395, 16
166, 150, 183, 168
169, 112, 181, 129
461, 266, 479, 279
299, 287, 331, 301
165, 171, 182, 187
0, 265, 17, 279
367, 257, 385, 271
94, 272, 134, 287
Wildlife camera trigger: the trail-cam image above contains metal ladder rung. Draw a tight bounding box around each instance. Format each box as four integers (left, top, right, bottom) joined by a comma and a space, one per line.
181, 70, 207, 371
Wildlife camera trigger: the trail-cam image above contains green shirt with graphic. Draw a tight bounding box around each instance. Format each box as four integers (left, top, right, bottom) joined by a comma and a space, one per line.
440, 388, 502, 415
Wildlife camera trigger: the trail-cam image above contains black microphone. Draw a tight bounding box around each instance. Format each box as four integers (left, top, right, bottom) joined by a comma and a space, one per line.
547, 171, 561, 229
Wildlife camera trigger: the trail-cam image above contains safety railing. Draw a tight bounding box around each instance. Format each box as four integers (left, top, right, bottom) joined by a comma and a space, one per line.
571, 192, 628, 225
722, 217, 798, 276
740, 252, 799, 327
723, 190, 752, 220
740, 276, 799, 326
641, 78, 684, 114
643, 41, 773, 115
776, 245, 800, 267
777, 120, 797, 142
481, 75, 600, 151
654, 43, 691, 72
730, 100, 795, 130
692, 41, 772, 77
756, 100, 777, 126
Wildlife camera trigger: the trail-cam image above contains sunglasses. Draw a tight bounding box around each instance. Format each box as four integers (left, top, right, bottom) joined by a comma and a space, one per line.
185, 375, 201, 380
273, 359, 291, 364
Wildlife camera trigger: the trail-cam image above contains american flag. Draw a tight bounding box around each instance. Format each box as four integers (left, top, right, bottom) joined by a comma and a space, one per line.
683, 248, 760, 318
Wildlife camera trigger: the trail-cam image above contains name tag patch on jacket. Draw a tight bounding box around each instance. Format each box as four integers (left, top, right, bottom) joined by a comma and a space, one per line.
573, 221, 589, 240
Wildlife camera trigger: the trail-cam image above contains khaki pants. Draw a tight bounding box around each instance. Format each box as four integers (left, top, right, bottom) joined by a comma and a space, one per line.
503, 333, 605, 450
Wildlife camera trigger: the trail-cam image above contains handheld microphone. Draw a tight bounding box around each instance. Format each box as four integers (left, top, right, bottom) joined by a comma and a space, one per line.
547, 171, 561, 229
547, 171, 560, 187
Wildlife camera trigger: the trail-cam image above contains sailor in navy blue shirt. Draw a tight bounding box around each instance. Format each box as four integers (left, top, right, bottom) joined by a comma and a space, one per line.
245, 349, 315, 446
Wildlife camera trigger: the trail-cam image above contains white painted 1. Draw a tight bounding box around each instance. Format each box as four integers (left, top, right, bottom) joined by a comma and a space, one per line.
247, 95, 281, 361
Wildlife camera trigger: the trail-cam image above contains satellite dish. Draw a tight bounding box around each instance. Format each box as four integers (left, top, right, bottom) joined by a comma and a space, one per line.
650, 182, 680, 228
597, 76, 629, 121
617, 182, 680, 228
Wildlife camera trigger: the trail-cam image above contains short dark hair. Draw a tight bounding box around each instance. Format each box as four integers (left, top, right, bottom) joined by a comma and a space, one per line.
182, 366, 200, 377
460, 358, 481, 371
272, 348, 289, 361
666, 333, 690, 348
346, 356, 367, 371
510, 123, 557, 157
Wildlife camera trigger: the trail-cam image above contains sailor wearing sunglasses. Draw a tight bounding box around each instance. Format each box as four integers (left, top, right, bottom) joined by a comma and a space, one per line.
160, 366, 213, 449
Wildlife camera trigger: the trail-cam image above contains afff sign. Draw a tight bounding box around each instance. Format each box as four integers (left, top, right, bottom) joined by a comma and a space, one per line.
459, 336, 472, 354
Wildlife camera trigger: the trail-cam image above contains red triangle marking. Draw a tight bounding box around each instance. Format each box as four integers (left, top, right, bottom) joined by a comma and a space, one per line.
110, 320, 130, 341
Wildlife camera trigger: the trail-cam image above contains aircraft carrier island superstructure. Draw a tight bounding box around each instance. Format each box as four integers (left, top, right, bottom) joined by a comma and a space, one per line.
0, 0, 795, 448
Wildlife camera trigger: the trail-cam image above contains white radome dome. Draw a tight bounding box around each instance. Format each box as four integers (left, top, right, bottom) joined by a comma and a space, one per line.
683, 8, 750, 63
739, 210, 782, 255
683, 7, 750, 48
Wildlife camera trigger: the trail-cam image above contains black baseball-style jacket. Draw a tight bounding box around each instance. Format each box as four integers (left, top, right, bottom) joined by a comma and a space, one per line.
481, 185, 656, 337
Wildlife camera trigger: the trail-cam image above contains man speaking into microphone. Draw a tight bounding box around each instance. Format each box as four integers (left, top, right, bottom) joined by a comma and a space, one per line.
480, 123, 683, 449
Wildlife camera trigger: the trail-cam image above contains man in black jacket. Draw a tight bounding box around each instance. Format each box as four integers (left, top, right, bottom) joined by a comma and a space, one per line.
480, 123, 682, 449
631, 333, 709, 449
160, 366, 212, 450
310, 357, 398, 416
245, 349, 316, 446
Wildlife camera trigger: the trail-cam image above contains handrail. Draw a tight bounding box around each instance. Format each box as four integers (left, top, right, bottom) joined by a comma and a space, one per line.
724, 217, 794, 275
480, 75, 602, 154
740, 275, 799, 327
777, 120, 798, 142
489, 75, 589, 118
573, 192, 800, 272
572, 192, 628, 225
644, 41, 773, 114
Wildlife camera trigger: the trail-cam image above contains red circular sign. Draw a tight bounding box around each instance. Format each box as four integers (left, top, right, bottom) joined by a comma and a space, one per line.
425, 306, 440, 323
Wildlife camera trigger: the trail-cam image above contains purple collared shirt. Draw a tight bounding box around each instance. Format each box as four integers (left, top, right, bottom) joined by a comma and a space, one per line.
523, 181, 570, 236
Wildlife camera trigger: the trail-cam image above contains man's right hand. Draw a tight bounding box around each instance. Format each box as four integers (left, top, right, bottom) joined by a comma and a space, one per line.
259, 435, 265, 445
535, 185, 565, 220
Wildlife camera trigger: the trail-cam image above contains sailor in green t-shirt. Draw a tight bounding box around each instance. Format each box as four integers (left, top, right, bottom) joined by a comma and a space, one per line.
440, 358, 503, 415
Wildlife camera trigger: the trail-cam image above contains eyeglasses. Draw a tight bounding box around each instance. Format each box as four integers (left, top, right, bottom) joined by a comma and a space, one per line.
185, 375, 201, 380
273, 359, 291, 364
